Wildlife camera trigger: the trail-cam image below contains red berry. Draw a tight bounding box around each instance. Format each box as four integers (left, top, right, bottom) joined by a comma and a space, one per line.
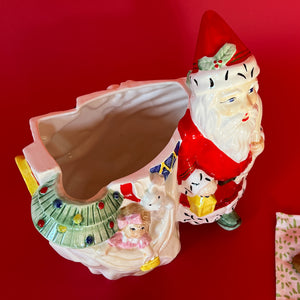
98, 202, 104, 209
214, 60, 217, 64
215, 64, 219, 68
109, 221, 114, 229
40, 187, 48, 194
218, 60, 222, 63
37, 219, 45, 228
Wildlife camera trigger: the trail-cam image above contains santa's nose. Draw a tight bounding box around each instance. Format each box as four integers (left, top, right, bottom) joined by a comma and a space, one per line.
243, 93, 256, 110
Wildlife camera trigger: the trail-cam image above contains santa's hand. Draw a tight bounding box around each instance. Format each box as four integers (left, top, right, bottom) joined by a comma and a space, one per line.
178, 169, 217, 197
250, 136, 264, 156
199, 180, 218, 197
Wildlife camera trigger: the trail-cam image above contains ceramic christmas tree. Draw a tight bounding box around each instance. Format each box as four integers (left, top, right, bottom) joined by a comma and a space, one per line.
31, 174, 123, 248
16, 10, 264, 279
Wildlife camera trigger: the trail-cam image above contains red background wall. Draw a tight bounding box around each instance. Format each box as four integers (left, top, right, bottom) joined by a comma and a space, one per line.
2, 0, 300, 299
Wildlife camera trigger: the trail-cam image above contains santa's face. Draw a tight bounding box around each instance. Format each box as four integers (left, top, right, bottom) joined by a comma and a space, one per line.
213, 79, 259, 119
190, 78, 260, 162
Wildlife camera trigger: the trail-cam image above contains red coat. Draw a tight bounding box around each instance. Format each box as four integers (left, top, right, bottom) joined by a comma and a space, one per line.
177, 110, 252, 209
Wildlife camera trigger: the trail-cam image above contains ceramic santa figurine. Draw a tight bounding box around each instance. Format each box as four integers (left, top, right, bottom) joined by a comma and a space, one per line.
15, 10, 264, 279
176, 10, 264, 229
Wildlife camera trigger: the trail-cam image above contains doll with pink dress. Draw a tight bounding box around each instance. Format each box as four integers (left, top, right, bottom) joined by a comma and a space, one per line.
106, 203, 154, 262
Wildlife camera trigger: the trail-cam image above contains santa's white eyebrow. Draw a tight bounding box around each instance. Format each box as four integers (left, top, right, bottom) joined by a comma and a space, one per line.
220, 90, 239, 99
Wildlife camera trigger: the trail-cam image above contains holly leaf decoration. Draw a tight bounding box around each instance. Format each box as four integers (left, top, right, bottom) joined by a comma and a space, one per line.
198, 57, 214, 70
215, 43, 236, 64
186, 70, 192, 87
198, 43, 236, 71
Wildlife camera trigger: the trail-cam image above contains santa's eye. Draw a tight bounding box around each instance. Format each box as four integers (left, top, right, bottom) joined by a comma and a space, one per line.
249, 87, 254, 94
130, 227, 136, 231
221, 97, 236, 104
141, 226, 145, 230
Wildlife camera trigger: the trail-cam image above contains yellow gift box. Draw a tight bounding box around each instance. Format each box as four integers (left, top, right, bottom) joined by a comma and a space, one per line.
187, 195, 217, 217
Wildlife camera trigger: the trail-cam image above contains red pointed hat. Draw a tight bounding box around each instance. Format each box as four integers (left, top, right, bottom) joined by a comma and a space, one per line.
192, 11, 252, 72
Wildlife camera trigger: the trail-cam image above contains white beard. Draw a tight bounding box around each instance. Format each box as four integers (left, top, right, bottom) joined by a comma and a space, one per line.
190, 94, 258, 163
